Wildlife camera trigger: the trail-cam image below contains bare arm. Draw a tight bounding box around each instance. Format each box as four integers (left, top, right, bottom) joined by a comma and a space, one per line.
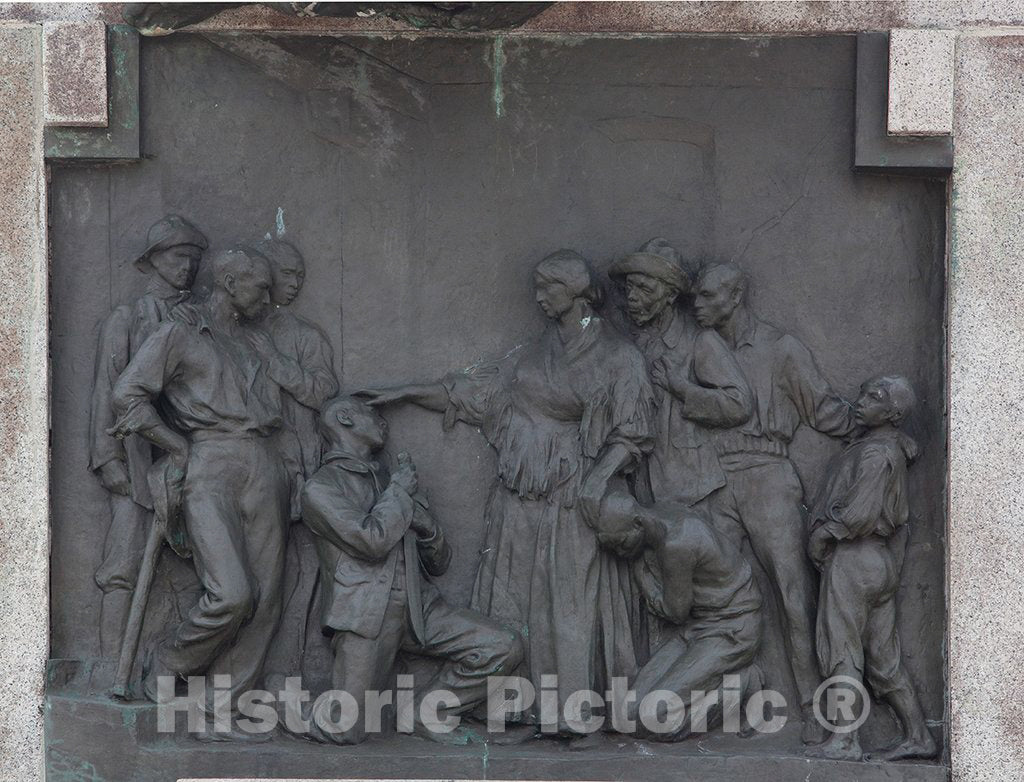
656, 530, 696, 620
579, 442, 634, 526
359, 382, 448, 412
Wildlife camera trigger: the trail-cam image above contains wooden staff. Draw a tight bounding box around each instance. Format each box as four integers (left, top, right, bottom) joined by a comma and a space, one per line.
110, 517, 164, 699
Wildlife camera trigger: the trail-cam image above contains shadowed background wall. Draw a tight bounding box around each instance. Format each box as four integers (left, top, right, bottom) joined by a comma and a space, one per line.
48, 32, 946, 733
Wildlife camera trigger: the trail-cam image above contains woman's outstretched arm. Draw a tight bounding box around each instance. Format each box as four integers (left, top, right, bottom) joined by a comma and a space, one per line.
357, 382, 448, 413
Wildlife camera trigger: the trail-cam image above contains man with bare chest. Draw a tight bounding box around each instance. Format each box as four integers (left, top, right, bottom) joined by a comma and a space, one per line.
596, 492, 763, 741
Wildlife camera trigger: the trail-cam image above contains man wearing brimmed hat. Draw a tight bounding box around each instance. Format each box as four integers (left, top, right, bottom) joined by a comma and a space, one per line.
88, 214, 208, 659
608, 238, 752, 512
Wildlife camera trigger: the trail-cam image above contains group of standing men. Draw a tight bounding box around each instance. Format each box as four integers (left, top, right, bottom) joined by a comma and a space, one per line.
88, 216, 933, 758
603, 239, 933, 759
89, 217, 340, 725
89, 215, 521, 744
608, 239, 855, 744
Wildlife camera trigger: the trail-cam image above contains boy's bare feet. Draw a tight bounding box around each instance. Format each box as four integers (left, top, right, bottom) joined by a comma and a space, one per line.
866, 733, 937, 762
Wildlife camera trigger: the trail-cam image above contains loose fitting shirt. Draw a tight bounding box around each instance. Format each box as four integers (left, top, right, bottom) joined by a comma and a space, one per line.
442, 318, 655, 507
810, 429, 918, 541
634, 309, 751, 505
717, 312, 856, 457
264, 307, 338, 479
111, 305, 282, 439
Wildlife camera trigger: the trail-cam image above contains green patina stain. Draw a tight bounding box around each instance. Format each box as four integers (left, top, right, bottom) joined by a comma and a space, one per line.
405, 14, 433, 29
120, 706, 137, 730
120, 98, 139, 132
491, 36, 506, 119
47, 749, 104, 782
46, 24, 138, 160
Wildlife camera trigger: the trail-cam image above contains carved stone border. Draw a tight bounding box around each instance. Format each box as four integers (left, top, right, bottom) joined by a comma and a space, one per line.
0, 22, 49, 782
2, 4, 1024, 781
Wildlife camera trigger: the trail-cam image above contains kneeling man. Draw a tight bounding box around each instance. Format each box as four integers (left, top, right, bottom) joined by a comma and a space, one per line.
300, 395, 523, 744
597, 492, 763, 741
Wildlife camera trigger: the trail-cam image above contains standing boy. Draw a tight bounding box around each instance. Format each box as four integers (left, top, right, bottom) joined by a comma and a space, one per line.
807, 375, 937, 762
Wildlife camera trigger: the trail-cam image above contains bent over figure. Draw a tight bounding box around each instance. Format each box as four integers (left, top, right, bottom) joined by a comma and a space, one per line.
596, 492, 763, 741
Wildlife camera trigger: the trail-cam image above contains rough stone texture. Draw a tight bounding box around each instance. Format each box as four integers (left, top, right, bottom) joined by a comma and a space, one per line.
5, 2, 1024, 36
119, 1, 1024, 35
856, 32, 953, 173
42, 20, 107, 126
948, 33, 1024, 782
523, 0, 1024, 32
44, 24, 140, 160
0, 23, 48, 782
0, 4, 1019, 782
0, 4, 122, 24
889, 28, 956, 135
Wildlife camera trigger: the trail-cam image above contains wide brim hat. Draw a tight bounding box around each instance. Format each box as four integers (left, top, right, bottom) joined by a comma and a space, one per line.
134, 215, 209, 271
608, 251, 687, 293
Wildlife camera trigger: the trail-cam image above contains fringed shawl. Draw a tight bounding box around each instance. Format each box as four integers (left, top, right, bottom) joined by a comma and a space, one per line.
443, 318, 655, 505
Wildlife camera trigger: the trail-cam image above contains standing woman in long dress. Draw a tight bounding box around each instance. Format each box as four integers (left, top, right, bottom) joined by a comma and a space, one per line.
361, 250, 656, 735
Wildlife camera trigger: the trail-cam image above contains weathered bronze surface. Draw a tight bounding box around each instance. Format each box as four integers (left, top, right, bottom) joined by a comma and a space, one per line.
47, 30, 948, 781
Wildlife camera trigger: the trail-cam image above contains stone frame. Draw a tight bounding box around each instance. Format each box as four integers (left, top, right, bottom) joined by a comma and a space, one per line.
2, 2, 1023, 780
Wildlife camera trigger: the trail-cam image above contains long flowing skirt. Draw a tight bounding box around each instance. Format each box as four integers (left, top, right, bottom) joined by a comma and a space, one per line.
471, 482, 639, 732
